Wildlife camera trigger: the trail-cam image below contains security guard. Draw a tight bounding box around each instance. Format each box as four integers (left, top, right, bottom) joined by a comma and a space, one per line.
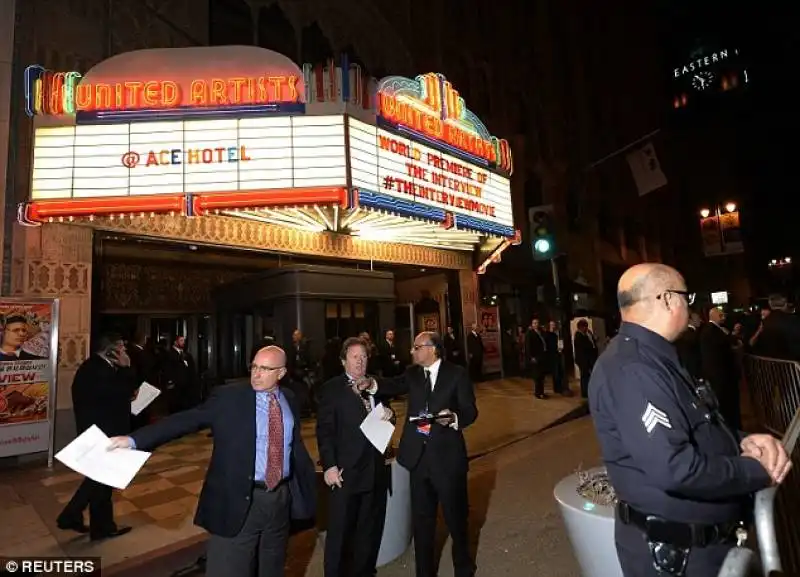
590, 263, 792, 577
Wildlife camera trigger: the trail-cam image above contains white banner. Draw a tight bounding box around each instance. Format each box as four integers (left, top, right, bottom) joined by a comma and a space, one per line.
626, 141, 667, 196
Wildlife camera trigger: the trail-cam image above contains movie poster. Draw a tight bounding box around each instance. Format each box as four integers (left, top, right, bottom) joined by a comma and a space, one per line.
479, 305, 502, 375
0, 299, 59, 459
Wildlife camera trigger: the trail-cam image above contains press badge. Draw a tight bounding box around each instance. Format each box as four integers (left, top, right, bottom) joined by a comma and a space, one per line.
416, 412, 432, 436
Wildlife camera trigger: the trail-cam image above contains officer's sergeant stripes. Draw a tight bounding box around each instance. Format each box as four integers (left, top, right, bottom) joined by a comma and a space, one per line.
642, 402, 672, 434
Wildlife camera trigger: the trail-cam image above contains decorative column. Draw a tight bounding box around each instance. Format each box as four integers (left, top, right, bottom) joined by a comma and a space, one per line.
11, 223, 93, 445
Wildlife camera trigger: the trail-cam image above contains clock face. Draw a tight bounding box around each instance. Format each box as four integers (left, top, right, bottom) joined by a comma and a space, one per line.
691, 71, 714, 91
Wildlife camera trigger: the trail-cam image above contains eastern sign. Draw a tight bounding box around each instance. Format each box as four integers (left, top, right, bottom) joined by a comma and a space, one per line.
30, 116, 346, 199
671, 46, 749, 109
376, 73, 512, 175
349, 117, 514, 238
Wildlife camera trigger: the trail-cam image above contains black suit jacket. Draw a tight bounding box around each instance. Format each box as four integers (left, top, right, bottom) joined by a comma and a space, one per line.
131, 381, 316, 538
700, 323, 739, 397
127, 344, 157, 388
573, 331, 598, 372
316, 374, 391, 493
72, 355, 139, 437
675, 326, 701, 378
378, 361, 477, 474
525, 329, 547, 367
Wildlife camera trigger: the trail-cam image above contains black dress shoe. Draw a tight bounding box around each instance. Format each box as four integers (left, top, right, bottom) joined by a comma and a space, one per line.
56, 519, 90, 533
90, 526, 132, 541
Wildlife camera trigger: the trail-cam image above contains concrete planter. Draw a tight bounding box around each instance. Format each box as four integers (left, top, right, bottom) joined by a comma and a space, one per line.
553, 466, 623, 577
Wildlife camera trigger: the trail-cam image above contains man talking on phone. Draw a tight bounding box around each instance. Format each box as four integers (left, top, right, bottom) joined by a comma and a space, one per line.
56, 332, 139, 540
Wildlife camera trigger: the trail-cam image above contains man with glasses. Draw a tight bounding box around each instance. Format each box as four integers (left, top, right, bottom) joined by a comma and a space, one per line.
364, 331, 478, 577
107, 346, 316, 577
590, 263, 791, 577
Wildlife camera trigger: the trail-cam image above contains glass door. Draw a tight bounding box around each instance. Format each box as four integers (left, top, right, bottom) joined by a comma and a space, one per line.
394, 303, 414, 365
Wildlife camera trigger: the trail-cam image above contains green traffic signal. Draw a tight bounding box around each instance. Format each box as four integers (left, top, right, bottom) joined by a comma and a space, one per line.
534, 238, 551, 254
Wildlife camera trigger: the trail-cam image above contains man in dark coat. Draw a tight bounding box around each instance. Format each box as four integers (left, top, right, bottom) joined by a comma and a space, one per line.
371, 331, 478, 577
572, 318, 599, 399
317, 337, 395, 577
700, 307, 741, 430
56, 333, 138, 540
107, 345, 316, 577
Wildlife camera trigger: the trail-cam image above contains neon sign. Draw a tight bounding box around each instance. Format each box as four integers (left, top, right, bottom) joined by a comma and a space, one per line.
24, 66, 301, 116
376, 73, 513, 174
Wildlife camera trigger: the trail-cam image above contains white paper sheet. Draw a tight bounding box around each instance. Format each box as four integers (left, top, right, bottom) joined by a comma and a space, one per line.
54, 425, 151, 490
131, 382, 161, 416
359, 402, 395, 454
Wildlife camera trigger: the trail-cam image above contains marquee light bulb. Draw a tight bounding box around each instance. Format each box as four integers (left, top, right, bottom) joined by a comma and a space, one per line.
725, 202, 736, 213
700, 208, 710, 218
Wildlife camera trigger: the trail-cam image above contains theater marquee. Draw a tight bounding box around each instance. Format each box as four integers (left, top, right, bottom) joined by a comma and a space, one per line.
19, 46, 518, 254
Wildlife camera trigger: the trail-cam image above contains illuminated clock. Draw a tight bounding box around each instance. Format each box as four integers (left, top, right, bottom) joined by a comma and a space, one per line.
691, 71, 714, 91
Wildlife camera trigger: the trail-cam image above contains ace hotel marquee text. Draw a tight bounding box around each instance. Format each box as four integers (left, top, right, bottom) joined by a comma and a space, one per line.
29, 115, 513, 232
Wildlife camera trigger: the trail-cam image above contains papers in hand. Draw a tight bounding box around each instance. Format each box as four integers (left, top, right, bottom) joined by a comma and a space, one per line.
55, 425, 150, 490
360, 402, 395, 454
131, 382, 161, 416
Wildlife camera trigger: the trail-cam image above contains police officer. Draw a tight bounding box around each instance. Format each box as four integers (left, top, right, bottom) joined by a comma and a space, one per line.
590, 263, 792, 577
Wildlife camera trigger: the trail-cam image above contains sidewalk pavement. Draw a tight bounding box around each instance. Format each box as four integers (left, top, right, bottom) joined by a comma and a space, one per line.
0, 376, 586, 574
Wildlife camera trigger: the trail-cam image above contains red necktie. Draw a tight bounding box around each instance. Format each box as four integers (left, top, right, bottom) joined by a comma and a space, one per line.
266, 392, 284, 489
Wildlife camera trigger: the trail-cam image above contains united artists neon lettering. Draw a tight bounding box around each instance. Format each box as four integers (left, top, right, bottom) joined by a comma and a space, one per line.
377, 73, 513, 173
25, 66, 301, 116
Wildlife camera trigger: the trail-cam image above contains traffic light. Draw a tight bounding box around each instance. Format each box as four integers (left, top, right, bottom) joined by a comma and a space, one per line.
529, 205, 556, 261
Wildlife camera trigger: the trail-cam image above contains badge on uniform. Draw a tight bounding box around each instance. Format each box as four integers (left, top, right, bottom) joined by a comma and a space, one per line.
642, 402, 672, 434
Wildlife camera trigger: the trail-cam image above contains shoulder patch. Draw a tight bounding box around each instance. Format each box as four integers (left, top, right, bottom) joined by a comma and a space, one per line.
642, 402, 672, 434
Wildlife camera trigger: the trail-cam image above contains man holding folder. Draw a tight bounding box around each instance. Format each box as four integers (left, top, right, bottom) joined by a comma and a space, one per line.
316, 337, 395, 577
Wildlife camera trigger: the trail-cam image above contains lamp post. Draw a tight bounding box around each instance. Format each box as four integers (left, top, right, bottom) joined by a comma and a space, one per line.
699, 201, 741, 256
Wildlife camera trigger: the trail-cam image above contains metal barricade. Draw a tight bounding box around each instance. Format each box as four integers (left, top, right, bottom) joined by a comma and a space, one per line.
720, 355, 800, 577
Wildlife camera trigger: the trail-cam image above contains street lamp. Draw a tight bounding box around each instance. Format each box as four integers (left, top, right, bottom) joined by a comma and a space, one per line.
699, 201, 740, 256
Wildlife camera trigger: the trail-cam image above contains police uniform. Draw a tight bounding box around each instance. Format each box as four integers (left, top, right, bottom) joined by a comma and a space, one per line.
589, 322, 772, 576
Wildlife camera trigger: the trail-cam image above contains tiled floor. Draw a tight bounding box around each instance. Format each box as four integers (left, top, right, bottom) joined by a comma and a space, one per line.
0, 376, 584, 573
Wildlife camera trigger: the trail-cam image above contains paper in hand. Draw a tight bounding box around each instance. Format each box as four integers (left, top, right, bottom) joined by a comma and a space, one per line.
359, 402, 394, 454
55, 425, 150, 490
131, 382, 161, 415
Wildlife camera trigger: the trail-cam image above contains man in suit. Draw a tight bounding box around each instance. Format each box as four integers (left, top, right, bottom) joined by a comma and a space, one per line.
700, 307, 741, 430
377, 329, 403, 377
525, 318, 548, 399
368, 331, 478, 577
127, 332, 157, 428
444, 326, 464, 366
317, 337, 395, 577
56, 333, 137, 541
675, 312, 703, 379
161, 335, 197, 413
572, 319, 598, 399
108, 346, 316, 577
466, 323, 483, 382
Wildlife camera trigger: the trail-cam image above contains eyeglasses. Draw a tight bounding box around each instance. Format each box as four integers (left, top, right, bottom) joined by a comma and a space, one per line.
250, 364, 284, 374
411, 344, 434, 351
658, 290, 696, 306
